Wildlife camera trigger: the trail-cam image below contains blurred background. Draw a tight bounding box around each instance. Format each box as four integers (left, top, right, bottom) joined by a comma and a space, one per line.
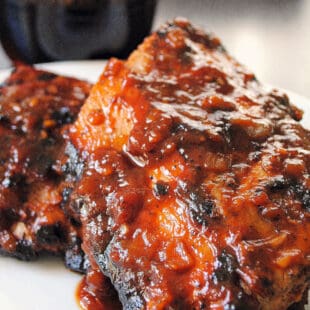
0, 0, 309, 97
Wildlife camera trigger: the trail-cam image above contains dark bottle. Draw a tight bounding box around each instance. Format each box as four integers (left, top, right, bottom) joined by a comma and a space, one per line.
0, 0, 157, 63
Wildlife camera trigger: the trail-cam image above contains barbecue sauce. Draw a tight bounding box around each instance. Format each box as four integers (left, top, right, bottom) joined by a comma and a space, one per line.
71, 20, 310, 309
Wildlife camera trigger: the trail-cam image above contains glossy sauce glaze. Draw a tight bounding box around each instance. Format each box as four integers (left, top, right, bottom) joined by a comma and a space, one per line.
69, 20, 310, 309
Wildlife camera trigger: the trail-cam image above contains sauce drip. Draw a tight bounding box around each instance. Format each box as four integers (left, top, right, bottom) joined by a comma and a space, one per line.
76, 269, 121, 310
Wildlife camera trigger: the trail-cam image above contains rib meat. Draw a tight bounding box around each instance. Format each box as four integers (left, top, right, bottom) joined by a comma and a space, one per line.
0, 65, 91, 272
70, 20, 310, 309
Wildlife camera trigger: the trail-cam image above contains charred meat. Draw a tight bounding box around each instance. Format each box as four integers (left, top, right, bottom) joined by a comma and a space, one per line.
0, 65, 91, 272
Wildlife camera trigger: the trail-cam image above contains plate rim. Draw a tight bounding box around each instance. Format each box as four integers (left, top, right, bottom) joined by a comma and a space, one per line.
0, 60, 309, 102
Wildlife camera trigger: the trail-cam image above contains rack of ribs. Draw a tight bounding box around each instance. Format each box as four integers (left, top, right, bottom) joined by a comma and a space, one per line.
0, 65, 91, 272
70, 19, 310, 309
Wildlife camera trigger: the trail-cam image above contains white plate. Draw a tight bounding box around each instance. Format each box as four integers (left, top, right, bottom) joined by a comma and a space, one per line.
0, 60, 309, 310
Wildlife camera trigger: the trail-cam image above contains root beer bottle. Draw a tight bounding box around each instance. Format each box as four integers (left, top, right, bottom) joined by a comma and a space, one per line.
0, 0, 156, 63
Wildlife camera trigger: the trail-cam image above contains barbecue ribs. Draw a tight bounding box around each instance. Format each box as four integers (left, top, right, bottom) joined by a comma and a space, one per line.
0, 65, 91, 272
70, 19, 310, 309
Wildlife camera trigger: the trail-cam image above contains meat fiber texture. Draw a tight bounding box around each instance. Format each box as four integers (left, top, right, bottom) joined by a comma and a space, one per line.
70, 19, 310, 309
0, 65, 91, 272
